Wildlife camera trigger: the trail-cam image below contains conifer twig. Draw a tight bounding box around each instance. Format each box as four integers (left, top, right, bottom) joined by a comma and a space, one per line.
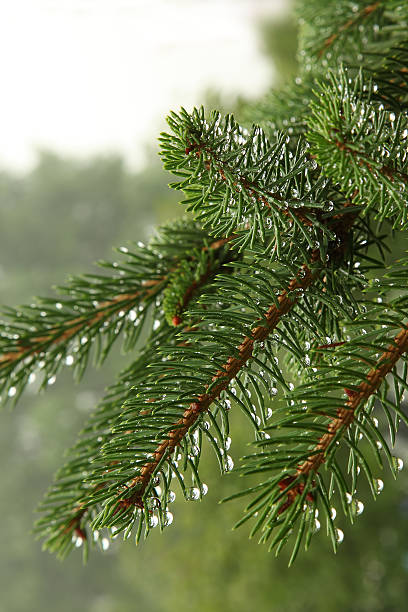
318, 2, 381, 57
0, 282, 162, 368
277, 325, 408, 511
103, 199, 358, 510
300, 325, 408, 474
334, 140, 408, 184
120, 261, 318, 508
187, 140, 321, 227
0, 235, 234, 369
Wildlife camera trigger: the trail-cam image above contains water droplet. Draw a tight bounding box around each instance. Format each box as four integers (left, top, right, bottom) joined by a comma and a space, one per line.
80, 336, 88, 345
335, 528, 344, 544
65, 355, 74, 366
28, 373, 36, 384
74, 537, 83, 548
137, 241, 145, 248
393, 457, 404, 471
186, 487, 200, 501
331, 507, 337, 520
128, 310, 137, 322
270, 387, 278, 396
345, 492, 352, 504
313, 518, 321, 533
167, 491, 176, 503
164, 511, 173, 526
224, 455, 234, 472
55, 302, 63, 310
390, 112, 396, 122
225, 437, 231, 450
47, 376, 56, 386
375, 478, 384, 494
147, 497, 160, 510
190, 445, 200, 457
352, 500, 364, 516
153, 319, 160, 330
266, 408, 273, 419
119, 246, 129, 253
101, 537, 110, 550
8, 386, 17, 397
201, 483, 208, 496
149, 514, 159, 528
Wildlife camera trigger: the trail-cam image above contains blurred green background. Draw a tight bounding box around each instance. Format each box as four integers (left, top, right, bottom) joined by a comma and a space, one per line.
1, 6, 408, 612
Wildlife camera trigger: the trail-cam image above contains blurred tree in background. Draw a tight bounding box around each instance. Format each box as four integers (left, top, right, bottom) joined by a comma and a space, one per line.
1, 5, 408, 612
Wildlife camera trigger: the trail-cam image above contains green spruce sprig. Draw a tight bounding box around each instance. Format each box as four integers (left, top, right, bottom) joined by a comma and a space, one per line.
2, 0, 408, 564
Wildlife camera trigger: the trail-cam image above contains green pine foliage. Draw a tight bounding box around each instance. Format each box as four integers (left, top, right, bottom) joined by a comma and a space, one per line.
1, 0, 408, 564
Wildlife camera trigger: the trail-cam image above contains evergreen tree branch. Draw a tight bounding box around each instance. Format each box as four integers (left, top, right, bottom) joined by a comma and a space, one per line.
7, 0, 408, 564
0, 220, 234, 402
297, 324, 408, 480
318, 2, 381, 57
232, 265, 408, 560
124, 261, 318, 508
307, 68, 408, 225
0, 283, 160, 367
160, 108, 334, 251
37, 187, 360, 557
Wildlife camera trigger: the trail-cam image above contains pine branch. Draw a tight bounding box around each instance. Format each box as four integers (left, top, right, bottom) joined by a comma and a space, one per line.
232, 265, 408, 560
37, 186, 360, 557
306, 67, 408, 226
318, 2, 381, 58
125, 262, 318, 507
6, 0, 408, 565
0, 219, 233, 402
298, 0, 406, 65
297, 324, 408, 478
160, 108, 334, 252
0, 283, 159, 366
